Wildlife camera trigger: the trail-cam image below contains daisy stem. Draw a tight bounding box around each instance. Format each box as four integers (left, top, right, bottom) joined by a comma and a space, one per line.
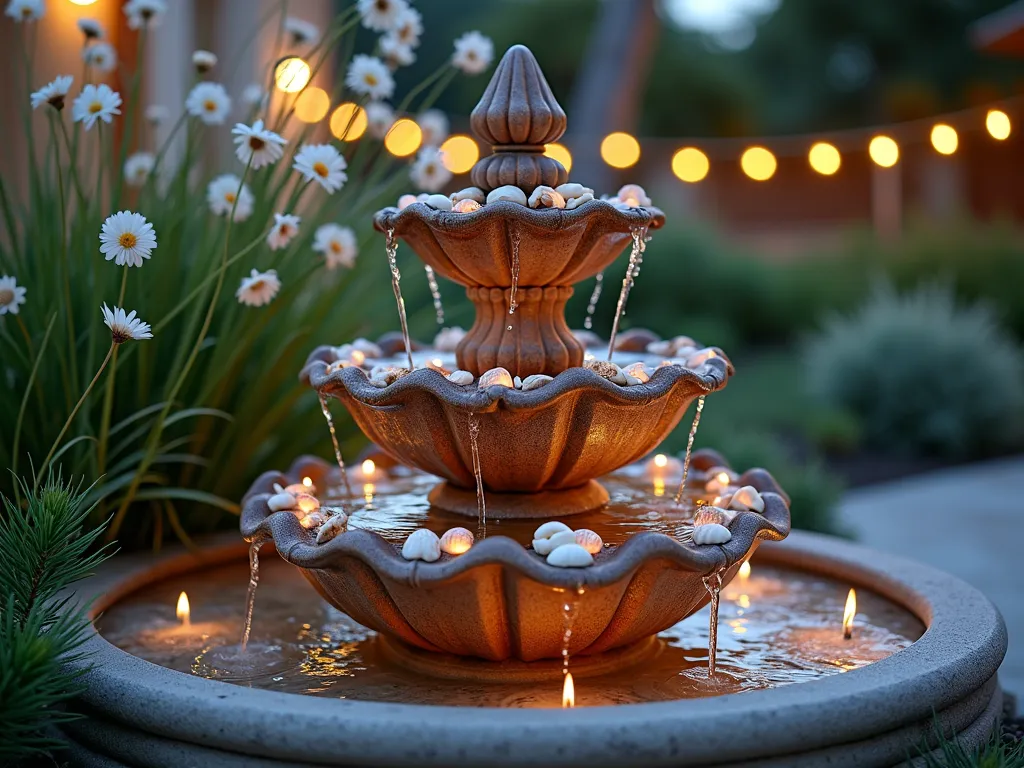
34, 341, 115, 492
96, 269, 128, 475
10, 312, 56, 505
49, 112, 79, 390
15, 315, 34, 358
393, 62, 451, 118
57, 115, 88, 210
142, 109, 188, 204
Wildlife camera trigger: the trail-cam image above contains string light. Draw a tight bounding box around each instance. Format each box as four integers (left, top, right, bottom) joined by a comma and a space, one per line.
385, 118, 423, 157
671, 147, 710, 182
330, 103, 367, 141
439, 135, 479, 174
544, 142, 573, 173
740, 146, 776, 181
930, 124, 958, 155
808, 142, 841, 175
274, 58, 310, 93
986, 109, 1011, 140
294, 87, 329, 124
868, 135, 899, 168
600, 132, 641, 169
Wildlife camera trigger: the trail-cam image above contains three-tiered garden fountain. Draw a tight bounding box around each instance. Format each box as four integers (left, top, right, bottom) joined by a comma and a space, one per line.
63, 46, 1007, 767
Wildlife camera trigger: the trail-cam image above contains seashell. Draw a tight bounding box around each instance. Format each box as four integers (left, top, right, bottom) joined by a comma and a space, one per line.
273, 483, 286, 493
368, 376, 389, 388
547, 543, 594, 568
446, 369, 474, 386
555, 182, 594, 200
315, 511, 348, 544
528, 185, 566, 209
452, 198, 482, 213
623, 374, 643, 386
434, 326, 467, 351
692, 523, 732, 545
694, 506, 737, 527
351, 338, 384, 358
416, 193, 429, 202
401, 528, 441, 562
397, 194, 418, 210
521, 374, 554, 391
534, 520, 572, 540
485, 185, 528, 206
478, 366, 514, 388
294, 493, 320, 514
439, 527, 475, 555
616, 184, 652, 207
532, 529, 577, 556
513, 375, 523, 389
564, 192, 594, 210
622, 362, 651, 383
586, 359, 627, 384
686, 348, 719, 369
267, 492, 297, 512
704, 466, 739, 494
300, 511, 326, 530
574, 529, 603, 555
450, 187, 485, 204
727, 485, 765, 513
424, 194, 453, 211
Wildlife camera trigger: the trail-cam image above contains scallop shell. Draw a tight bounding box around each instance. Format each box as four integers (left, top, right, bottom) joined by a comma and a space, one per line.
692, 523, 732, 545
401, 528, 441, 562
424, 194, 453, 211
521, 374, 553, 391
727, 485, 766, 513
450, 187, 485, 204
574, 528, 603, 555
439, 527, 475, 555
532, 529, 577, 556
528, 185, 566, 209
546, 543, 594, 568
564, 192, 594, 210
534, 521, 572, 540
485, 185, 528, 206
267, 492, 297, 512
452, 198, 482, 213
446, 369, 474, 385
315, 511, 348, 544
478, 366, 514, 388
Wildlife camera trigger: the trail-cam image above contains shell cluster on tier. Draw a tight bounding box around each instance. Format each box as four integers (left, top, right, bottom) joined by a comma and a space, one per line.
395, 182, 649, 214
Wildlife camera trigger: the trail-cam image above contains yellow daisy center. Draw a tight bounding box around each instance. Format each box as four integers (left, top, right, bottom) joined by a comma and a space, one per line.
89, 101, 103, 114
364, 73, 379, 87
224, 192, 236, 203
329, 242, 342, 254
312, 161, 329, 178
249, 279, 265, 291
0, 288, 14, 306
203, 99, 217, 112
119, 232, 138, 249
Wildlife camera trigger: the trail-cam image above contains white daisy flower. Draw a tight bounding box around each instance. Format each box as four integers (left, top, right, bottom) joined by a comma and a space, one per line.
391, 6, 422, 48
241, 83, 266, 109
236, 269, 281, 307
357, 0, 408, 32
77, 17, 104, 39
72, 84, 122, 130
83, 42, 117, 74
101, 304, 153, 343
124, 152, 155, 187
31, 75, 73, 111
417, 109, 449, 147
266, 213, 301, 251
232, 119, 287, 170
123, 0, 166, 30
192, 49, 217, 73
285, 16, 319, 46
99, 210, 158, 268
366, 101, 395, 140
206, 174, 254, 221
185, 82, 231, 125
5, 0, 43, 22
380, 34, 415, 69
410, 147, 452, 193
145, 104, 169, 124
313, 224, 358, 270
0, 275, 27, 316
345, 54, 394, 100
293, 144, 347, 194
452, 31, 493, 75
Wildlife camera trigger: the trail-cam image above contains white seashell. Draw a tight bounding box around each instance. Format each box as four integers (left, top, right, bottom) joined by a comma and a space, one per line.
534, 521, 572, 540
574, 529, 603, 555
424, 194, 453, 211
450, 187, 485, 204
273, 482, 286, 493
617, 184, 652, 207
300, 511, 326, 529
547, 544, 594, 568
478, 366, 514, 388
351, 338, 383, 358
485, 185, 528, 206
532, 529, 577, 556
416, 193, 429, 202
369, 376, 389, 388
267, 492, 297, 512
692, 523, 732, 545
622, 362, 651, 383
694, 506, 737, 527
513, 376, 523, 389
397, 194, 418, 210
434, 326, 467, 351
555, 183, 594, 200
564, 192, 594, 210
686, 348, 719, 368
528, 185, 566, 209
623, 374, 643, 386
521, 374, 554, 391
439, 527, 475, 555
401, 528, 441, 562
646, 340, 674, 356
452, 198, 482, 213
446, 369, 474, 386
727, 485, 765, 513
316, 511, 348, 544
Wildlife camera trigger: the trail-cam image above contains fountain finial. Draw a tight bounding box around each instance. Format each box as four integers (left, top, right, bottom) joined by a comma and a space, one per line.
470, 45, 569, 193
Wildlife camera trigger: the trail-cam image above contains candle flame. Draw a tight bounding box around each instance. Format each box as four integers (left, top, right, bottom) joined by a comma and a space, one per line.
562, 672, 575, 708
176, 592, 190, 626
654, 454, 668, 468
302, 476, 313, 488
843, 588, 857, 639
738, 560, 751, 582
361, 459, 375, 478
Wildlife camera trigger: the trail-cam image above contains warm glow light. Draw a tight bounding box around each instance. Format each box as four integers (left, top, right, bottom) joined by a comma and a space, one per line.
842, 588, 857, 639
302, 476, 313, 488
350, 349, 366, 366
986, 109, 1011, 140
384, 118, 422, 157
361, 459, 376, 478
330, 103, 368, 141
562, 672, 575, 708
544, 142, 573, 173
653, 478, 665, 497
671, 147, 710, 182
363, 483, 375, 503
439, 135, 479, 174
740, 146, 777, 181
930, 124, 958, 155
738, 560, 751, 582
715, 471, 730, 486
176, 592, 190, 626
868, 135, 899, 168
296, 495, 319, 514
808, 142, 841, 175
294, 87, 330, 124
275, 58, 311, 93
69, 0, 99, 5
600, 132, 641, 169
654, 454, 668, 468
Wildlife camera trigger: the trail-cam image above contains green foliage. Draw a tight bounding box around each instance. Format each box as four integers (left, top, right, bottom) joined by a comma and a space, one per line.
914, 729, 1024, 768
804, 283, 1024, 459
0, 473, 114, 763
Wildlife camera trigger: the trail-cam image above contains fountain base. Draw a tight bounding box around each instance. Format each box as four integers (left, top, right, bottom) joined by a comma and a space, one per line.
426, 479, 610, 518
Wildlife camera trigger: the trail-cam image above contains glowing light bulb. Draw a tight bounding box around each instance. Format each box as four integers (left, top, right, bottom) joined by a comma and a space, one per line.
330, 103, 367, 141
654, 454, 668, 468
930, 124, 958, 155
808, 142, 841, 176
176, 592, 190, 626
275, 58, 310, 93
868, 135, 899, 168
671, 147, 710, 182
544, 142, 573, 173
294, 86, 329, 123
842, 588, 857, 639
384, 118, 422, 157
986, 109, 1011, 140
740, 146, 776, 181
439, 135, 479, 174
600, 132, 640, 169
361, 459, 376, 479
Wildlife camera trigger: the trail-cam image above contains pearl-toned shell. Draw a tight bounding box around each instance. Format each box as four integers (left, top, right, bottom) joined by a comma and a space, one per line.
617, 184, 651, 207
546, 543, 594, 568
446, 369, 474, 386
521, 373, 554, 391
450, 186, 485, 203
528, 185, 566, 209
533, 529, 577, 556
401, 528, 441, 562
397, 194, 418, 210
692, 523, 732, 545
574, 529, 603, 555
478, 366, 514, 388
424, 194, 453, 211
534, 521, 572, 540
485, 185, 529, 206
267, 492, 297, 512
727, 485, 766, 513
555, 182, 594, 200
439, 526, 475, 555
315, 511, 348, 544
452, 198, 482, 213
564, 192, 595, 210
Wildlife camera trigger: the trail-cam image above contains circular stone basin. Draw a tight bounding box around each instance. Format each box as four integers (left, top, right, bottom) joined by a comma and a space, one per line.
60, 531, 1005, 767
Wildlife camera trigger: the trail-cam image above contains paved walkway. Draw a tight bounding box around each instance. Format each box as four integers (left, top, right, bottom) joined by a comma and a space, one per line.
838, 456, 1024, 697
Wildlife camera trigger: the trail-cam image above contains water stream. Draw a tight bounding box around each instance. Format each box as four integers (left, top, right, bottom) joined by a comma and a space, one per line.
241, 533, 268, 652
702, 569, 725, 678
318, 393, 353, 499
468, 413, 486, 538
584, 272, 604, 330
507, 224, 521, 331
673, 395, 706, 504
424, 265, 444, 326
384, 228, 415, 370
606, 227, 648, 359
